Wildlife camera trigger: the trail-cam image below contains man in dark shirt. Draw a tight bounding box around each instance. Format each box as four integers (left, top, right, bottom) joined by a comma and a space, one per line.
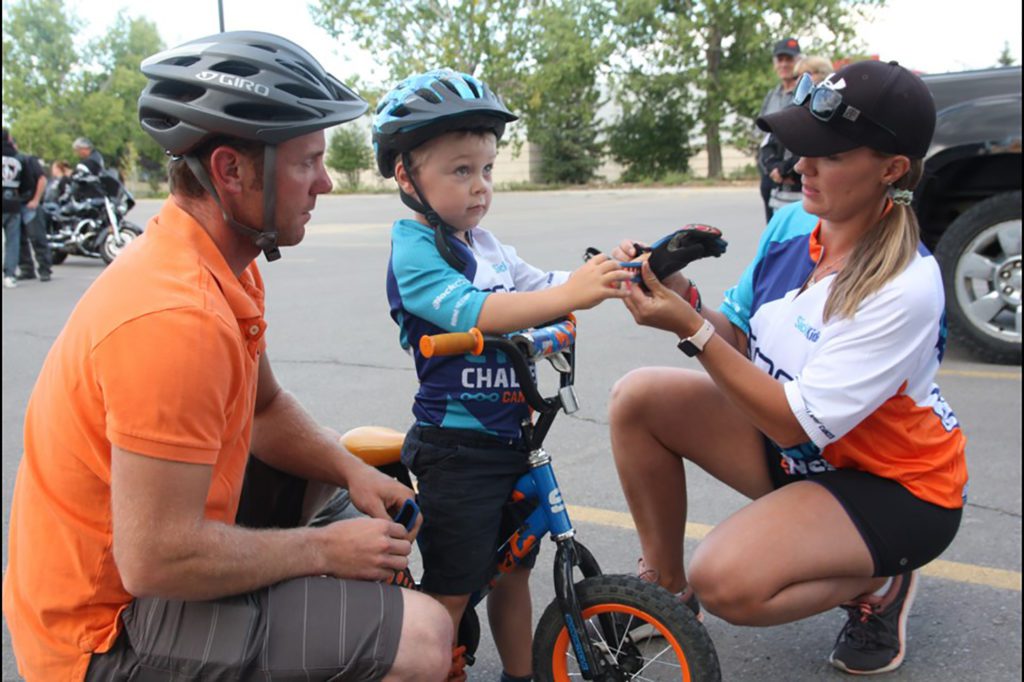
756, 37, 801, 223
72, 137, 105, 175
3, 128, 44, 289
15, 152, 53, 282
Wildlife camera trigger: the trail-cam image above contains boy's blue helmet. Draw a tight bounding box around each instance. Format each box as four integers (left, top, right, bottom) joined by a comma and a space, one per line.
373, 68, 517, 177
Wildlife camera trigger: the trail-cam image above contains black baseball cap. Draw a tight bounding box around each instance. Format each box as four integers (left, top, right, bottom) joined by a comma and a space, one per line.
773, 37, 801, 57
756, 60, 936, 159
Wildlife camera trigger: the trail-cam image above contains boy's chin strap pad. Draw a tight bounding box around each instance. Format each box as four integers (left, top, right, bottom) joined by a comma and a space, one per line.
644, 223, 728, 280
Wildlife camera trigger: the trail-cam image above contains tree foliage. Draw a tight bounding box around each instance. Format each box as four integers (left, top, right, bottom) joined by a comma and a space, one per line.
608, 71, 696, 181
326, 126, 374, 188
2, 0, 164, 181
314, 0, 880, 182
521, 0, 612, 183
613, 0, 881, 177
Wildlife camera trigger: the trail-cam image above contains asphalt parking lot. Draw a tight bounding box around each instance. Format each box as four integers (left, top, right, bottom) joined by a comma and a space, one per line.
3, 188, 1020, 680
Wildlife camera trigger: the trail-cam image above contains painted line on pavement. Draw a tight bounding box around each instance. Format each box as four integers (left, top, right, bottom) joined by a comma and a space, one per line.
567, 504, 1021, 592
937, 368, 1021, 380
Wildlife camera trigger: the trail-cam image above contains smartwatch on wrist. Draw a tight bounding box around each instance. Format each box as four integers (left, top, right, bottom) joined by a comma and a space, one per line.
677, 319, 715, 357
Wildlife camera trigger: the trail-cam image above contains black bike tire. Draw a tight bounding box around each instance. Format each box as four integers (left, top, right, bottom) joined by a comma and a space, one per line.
532, 574, 721, 682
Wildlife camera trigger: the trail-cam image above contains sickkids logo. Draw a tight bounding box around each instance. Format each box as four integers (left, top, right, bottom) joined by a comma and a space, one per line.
196, 71, 270, 97
794, 315, 821, 342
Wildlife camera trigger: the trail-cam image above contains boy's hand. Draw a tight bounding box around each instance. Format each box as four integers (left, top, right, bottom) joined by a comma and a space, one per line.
565, 253, 631, 310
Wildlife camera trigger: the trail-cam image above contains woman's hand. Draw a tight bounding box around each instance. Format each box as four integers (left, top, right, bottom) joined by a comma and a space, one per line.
623, 262, 703, 338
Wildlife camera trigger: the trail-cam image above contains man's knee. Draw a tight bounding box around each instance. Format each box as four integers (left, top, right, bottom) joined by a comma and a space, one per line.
387, 590, 451, 681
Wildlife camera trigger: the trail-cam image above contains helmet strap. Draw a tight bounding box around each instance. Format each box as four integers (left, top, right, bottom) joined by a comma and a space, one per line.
400, 151, 466, 272
183, 150, 281, 262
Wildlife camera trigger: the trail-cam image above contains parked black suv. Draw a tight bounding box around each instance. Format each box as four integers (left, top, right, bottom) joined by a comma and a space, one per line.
915, 66, 1021, 364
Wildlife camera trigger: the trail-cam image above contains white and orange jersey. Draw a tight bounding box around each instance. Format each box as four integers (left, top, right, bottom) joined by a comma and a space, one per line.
721, 202, 967, 509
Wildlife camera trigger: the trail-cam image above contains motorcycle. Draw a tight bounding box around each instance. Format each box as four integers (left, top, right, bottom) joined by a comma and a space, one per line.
41, 169, 142, 265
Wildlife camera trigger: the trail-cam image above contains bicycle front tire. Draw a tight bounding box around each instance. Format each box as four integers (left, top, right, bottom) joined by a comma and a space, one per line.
533, 574, 721, 682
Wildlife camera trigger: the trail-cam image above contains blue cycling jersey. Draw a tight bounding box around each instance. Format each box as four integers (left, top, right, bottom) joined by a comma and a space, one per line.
387, 219, 569, 438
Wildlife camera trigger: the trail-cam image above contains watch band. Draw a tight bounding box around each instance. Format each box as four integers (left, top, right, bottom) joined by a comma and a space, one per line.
677, 319, 715, 357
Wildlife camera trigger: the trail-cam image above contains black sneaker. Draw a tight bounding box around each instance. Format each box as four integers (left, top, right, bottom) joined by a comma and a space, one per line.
16, 271, 36, 281
829, 571, 918, 675
40, 272, 52, 282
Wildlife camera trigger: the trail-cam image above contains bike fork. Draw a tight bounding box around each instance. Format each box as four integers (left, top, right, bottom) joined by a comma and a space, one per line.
104, 197, 123, 243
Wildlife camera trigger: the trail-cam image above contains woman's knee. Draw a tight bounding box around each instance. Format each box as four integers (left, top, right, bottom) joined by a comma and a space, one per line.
688, 545, 764, 625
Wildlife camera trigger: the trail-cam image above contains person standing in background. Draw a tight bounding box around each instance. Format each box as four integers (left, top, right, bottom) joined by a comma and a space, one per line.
2, 128, 44, 289
15, 150, 53, 282
760, 55, 834, 213
757, 37, 802, 222
72, 137, 105, 175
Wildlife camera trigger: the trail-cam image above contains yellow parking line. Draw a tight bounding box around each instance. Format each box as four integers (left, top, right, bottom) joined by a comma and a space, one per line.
937, 368, 1021, 380
567, 504, 1021, 592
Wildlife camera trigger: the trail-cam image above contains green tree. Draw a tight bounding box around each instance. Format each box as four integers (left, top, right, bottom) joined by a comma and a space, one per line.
608, 71, 696, 181
313, 0, 612, 183
997, 41, 1016, 67
2, 0, 82, 161
2, 1, 164, 182
326, 125, 373, 188
613, 0, 880, 178
522, 0, 612, 184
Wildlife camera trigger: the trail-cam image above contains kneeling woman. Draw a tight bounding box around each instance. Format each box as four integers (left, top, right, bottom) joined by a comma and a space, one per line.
609, 60, 966, 675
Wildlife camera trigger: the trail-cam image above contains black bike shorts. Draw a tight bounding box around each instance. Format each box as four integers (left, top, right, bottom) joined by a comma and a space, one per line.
765, 440, 962, 577
402, 424, 540, 595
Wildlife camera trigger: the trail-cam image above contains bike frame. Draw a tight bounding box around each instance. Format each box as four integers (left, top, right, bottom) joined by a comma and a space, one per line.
454, 329, 611, 679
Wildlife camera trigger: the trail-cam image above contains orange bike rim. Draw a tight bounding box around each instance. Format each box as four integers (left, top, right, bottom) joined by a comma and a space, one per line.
550, 603, 692, 681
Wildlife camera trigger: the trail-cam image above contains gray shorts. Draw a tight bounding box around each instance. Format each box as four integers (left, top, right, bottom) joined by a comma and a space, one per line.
86, 457, 405, 681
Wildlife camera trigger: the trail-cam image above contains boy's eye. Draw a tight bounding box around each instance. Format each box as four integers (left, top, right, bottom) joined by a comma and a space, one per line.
484, 164, 493, 174
454, 165, 471, 176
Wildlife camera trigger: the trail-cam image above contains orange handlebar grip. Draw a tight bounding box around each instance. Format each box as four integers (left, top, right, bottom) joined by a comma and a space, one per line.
420, 328, 484, 357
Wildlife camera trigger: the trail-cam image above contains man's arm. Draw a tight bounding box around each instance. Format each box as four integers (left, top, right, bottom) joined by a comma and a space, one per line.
110, 445, 413, 600
249, 351, 416, 521
27, 171, 45, 209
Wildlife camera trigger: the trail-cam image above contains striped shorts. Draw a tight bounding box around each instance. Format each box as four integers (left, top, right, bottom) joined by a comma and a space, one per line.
85, 457, 404, 681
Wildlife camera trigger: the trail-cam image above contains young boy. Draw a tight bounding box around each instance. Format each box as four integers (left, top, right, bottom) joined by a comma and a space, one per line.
374, 69, 629, 681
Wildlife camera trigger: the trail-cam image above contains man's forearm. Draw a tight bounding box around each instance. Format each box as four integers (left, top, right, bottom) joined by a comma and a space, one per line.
122, 518, 325, 600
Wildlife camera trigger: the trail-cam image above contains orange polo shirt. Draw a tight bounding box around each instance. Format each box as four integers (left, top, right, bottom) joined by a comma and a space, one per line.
3, 199, 267, 681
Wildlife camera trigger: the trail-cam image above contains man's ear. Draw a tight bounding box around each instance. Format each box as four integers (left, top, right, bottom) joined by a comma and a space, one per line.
207, 146, 246, 195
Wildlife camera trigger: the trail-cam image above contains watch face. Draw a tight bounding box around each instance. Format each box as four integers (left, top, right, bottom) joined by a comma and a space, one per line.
678, 339, 699, 357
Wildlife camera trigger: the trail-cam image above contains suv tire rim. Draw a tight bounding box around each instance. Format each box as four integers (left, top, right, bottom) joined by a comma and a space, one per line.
954, 218, 1022, 343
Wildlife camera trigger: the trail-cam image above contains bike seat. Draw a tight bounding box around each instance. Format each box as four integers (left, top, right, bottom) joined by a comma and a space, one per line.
339, 426, 405, 466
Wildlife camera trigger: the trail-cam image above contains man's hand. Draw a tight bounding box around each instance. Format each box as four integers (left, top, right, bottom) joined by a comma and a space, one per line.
344, 462, 422, 539
769, 168, 783, 184
315, 517, 413, 581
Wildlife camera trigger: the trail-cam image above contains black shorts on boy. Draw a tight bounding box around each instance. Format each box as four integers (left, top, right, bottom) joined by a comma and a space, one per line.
402, 424, 540, 595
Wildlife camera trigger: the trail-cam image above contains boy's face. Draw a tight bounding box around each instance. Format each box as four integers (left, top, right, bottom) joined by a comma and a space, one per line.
399, 130, 497, 233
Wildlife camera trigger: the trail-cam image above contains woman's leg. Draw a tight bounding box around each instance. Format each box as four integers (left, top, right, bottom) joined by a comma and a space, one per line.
609, 367, 772, 594
688, 480, 881, 625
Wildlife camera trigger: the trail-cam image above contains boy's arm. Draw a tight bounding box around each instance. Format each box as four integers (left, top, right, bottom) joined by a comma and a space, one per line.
475, 253, 629, 333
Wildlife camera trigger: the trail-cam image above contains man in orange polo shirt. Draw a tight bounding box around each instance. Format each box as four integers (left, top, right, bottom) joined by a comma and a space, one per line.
3, 32, 452, 682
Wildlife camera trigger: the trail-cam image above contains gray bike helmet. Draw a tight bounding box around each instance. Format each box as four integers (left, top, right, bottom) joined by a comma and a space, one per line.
138, 31, 368, 261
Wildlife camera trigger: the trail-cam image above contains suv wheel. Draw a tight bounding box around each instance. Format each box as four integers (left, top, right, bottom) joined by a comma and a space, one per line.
935, 190, 1021, 364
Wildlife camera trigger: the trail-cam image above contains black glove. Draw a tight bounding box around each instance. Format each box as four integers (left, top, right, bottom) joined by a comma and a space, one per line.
642, 223, 728, 282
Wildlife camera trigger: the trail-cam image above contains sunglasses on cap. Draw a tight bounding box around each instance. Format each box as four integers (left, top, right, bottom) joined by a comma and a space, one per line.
791, 72, 898, 141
